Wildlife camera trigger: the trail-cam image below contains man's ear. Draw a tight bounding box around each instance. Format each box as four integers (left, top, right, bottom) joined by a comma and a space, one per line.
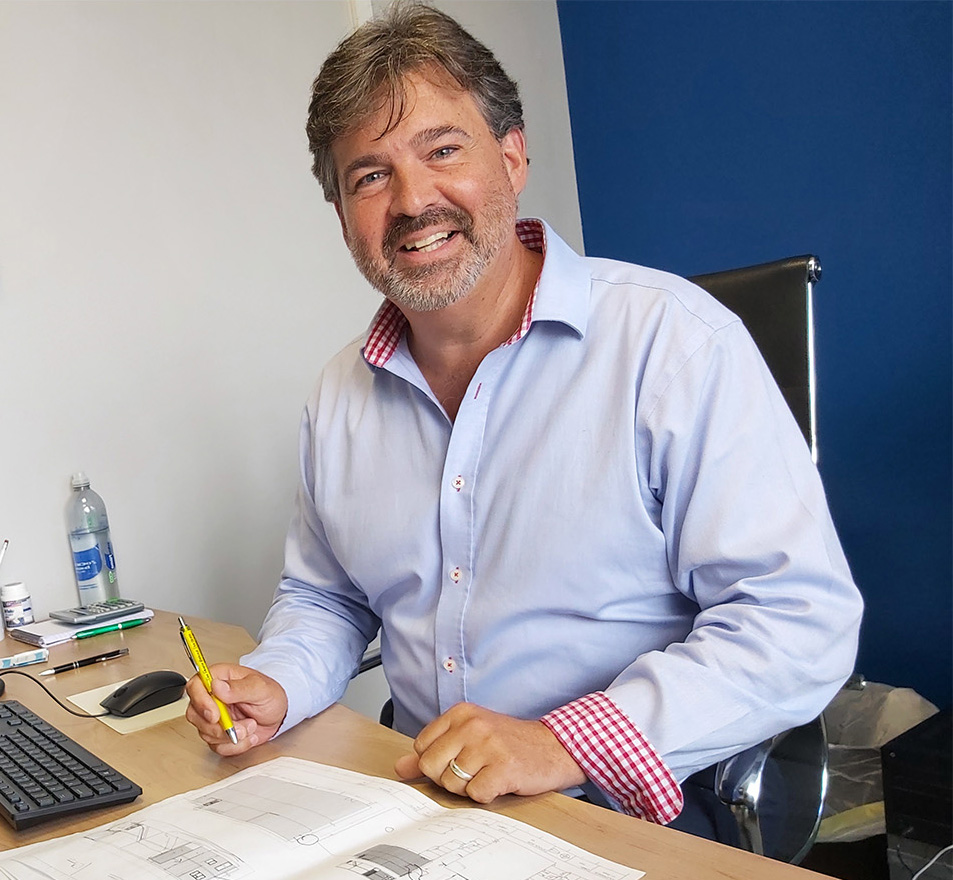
500, 127, 530, 197
333, 201, 350, 245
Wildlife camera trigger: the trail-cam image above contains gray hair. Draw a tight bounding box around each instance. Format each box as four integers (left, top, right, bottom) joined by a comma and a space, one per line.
306, 2, 524, 202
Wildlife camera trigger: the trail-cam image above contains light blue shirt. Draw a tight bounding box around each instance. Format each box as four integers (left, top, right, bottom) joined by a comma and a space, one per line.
244, 220, 863, 782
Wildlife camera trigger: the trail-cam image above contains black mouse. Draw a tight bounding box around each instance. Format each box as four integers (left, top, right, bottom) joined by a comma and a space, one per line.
100, 670, 187, 718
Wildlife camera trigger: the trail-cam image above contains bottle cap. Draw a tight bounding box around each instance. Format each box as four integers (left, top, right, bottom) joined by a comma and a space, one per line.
1, 582, 30, 601
71, 472, 90, 489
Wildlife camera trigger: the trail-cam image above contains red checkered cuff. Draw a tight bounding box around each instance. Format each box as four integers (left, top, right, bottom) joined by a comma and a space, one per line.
540, 691, 683, 824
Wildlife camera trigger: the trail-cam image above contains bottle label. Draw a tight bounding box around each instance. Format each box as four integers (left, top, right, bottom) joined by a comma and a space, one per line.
2, 598, 34, 628
69, 528, 118, 601
72, 544, 104, 582
104, 541, 117, 576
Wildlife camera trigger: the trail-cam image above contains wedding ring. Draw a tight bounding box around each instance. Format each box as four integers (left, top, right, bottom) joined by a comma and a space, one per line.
448, 758, 474, 782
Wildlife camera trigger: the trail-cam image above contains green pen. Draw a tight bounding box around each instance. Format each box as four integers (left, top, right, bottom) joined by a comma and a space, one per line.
73, 617, 150, 640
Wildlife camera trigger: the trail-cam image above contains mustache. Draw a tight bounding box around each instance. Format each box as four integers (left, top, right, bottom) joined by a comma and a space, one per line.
383, 207, 475, 261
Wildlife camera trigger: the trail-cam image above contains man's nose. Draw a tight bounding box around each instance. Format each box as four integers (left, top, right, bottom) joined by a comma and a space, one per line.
389, 164, 440, 218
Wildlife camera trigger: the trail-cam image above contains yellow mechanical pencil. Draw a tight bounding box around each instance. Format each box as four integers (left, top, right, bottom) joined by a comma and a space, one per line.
178, 616, 238, 744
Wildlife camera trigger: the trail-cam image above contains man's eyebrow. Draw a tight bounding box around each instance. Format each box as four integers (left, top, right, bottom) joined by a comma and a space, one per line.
341, 152, 389, 183
410, 125, 473, 149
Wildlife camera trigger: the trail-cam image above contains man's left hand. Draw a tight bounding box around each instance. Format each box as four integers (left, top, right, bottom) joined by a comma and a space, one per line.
394, 702, 587, 803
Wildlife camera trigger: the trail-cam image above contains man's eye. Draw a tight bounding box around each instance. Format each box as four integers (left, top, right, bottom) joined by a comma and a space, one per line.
432, 146, 457, 159
356, 171, 384, 188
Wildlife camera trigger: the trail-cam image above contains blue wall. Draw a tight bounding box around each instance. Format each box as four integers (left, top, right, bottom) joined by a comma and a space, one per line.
557, 1, 951, 707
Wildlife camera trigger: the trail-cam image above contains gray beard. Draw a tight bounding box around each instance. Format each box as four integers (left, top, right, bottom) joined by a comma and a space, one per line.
367, 241, 491, 312
349, 196, 515, 313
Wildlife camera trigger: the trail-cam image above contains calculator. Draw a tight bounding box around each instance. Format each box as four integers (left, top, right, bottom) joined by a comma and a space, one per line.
49, 598, 145, 625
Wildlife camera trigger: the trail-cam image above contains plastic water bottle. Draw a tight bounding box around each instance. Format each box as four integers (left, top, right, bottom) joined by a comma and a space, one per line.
66, 473, 120, 605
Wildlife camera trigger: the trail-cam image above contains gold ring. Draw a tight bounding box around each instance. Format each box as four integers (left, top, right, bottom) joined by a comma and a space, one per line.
448, 758, 474, 781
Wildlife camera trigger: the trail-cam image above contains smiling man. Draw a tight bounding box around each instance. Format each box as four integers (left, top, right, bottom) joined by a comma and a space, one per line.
328, 67, 542, 420
185, 2, 863, 841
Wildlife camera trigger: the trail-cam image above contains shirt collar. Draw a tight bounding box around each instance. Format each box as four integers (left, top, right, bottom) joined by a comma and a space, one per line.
362, 218, 586, 368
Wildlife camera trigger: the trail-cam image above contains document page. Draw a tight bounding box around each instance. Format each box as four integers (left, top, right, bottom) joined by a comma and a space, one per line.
0, 757, 645, 880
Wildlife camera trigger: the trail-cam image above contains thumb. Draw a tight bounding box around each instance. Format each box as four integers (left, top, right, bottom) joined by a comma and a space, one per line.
211, 678, 233, 701
208, 664, 261, 704
394, 753, 423, 780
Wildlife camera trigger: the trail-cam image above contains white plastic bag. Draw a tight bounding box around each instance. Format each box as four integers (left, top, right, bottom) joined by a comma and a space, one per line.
818, 681, 938, 843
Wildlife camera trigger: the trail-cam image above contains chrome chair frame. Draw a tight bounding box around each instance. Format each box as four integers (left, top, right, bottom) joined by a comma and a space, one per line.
714, 716, 829, 863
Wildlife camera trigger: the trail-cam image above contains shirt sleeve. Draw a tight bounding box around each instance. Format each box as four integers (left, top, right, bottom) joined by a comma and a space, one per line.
605, 318, 863, 781
541, 691, 683, 824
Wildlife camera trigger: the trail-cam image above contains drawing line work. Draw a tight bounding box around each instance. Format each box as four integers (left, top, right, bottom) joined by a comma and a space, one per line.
192, 775, 370, 843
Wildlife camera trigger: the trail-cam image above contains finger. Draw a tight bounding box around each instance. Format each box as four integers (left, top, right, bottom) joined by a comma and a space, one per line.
205, 726, 259, 757
184, 698, 238, 743
185, 675, 222, 724
187, 709, 261, 756
438, 751, 483, 797
184, 700, 216, 735
415, 737, 480, 796
412, 712, 453, 756
413, 734, 462, 786
411, 709, 472, 781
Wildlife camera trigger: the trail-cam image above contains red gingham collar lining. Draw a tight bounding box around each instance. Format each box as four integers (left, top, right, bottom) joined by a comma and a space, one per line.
362, 218, 546, 368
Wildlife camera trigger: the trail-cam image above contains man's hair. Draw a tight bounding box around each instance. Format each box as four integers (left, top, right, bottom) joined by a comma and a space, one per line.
306, 2, 524, 202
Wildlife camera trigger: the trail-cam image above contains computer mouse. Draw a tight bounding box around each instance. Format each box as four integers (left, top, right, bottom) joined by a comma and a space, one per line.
100, 670, 187, 718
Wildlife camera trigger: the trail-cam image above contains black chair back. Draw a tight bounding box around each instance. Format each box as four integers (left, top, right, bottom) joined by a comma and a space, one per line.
690, 255, 821, 460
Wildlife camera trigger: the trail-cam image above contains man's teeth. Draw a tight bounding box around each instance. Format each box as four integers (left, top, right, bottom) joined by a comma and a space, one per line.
404, 231, 452, 253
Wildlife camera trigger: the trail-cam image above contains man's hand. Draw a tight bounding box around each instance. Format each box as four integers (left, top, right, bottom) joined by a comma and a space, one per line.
394, 702, 586, 803
184, 663, 288, 756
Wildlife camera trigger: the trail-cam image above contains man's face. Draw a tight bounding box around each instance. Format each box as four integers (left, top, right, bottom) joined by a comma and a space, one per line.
331, 69, 528, 313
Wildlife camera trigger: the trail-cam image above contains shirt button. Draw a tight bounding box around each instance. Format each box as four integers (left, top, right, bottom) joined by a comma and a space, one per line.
449, 567, 462, 583
443, 657, 456, 673
451, 475, 465, 492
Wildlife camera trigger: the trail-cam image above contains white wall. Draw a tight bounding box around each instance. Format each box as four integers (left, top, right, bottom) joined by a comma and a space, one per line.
0, 0, 580, 715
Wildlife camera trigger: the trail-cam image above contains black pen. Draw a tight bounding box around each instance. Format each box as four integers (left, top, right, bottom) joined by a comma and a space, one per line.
38, 647, 129, 677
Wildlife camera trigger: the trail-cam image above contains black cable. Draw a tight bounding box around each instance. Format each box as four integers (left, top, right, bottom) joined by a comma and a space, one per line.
0, 670, 110, 718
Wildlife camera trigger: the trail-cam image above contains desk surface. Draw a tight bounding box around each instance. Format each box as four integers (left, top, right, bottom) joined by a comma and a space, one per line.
0, 610, 824, 877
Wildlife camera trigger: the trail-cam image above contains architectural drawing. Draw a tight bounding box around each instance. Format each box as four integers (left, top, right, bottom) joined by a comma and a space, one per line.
0, 758, 645, 880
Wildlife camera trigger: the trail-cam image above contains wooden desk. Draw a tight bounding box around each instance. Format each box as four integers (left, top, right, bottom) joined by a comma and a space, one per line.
0, 611, 825, 877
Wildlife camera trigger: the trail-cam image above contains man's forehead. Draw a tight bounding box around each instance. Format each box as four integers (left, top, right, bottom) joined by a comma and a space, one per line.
341, 65, 478, 147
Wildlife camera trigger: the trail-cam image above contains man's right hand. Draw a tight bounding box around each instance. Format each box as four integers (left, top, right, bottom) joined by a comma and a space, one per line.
184, 664, 288, 756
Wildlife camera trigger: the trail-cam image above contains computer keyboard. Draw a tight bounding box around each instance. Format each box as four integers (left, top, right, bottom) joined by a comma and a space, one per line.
0, 699, 141, 830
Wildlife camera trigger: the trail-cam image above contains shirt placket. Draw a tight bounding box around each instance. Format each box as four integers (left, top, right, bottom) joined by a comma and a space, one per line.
432, 355, 501, 712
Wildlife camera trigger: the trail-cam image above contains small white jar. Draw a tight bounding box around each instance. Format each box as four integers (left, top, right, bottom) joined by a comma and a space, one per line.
2, 582, 35, 628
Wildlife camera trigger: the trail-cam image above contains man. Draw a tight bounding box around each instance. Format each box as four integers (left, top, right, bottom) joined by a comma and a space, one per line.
186, 2, 863, 833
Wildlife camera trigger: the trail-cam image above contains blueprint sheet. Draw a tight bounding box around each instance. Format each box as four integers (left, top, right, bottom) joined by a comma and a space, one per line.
0, 757, 645, 880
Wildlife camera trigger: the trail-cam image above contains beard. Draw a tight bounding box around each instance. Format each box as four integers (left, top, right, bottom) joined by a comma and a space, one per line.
348, 186, 516, 313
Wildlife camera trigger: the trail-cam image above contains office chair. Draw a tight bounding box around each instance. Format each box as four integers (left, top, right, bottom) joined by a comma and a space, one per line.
358, 254, 827, 864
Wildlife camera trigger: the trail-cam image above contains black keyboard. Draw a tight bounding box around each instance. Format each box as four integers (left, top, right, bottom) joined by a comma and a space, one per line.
0, 700, 141, 830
